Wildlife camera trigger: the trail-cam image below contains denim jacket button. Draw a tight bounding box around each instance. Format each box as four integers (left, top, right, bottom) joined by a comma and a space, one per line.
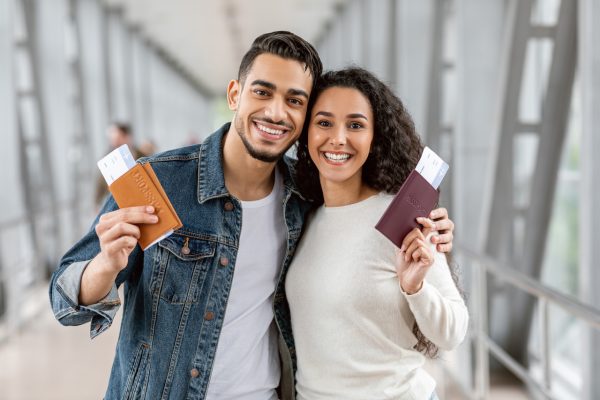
204, 311, 214, 320
219, 257, 229, 267
181, 246, 191, 255
190, 368, 200, 378
224, 202, 234, 211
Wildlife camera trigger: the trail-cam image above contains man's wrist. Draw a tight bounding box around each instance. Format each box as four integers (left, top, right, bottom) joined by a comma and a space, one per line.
89, 253, 120, 281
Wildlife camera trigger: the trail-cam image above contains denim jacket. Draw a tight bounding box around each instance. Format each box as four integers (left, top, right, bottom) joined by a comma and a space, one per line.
49, 123, 310, 400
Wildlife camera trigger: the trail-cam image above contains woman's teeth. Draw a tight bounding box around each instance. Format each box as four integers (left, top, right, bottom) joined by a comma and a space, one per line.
324, 152, 351, 161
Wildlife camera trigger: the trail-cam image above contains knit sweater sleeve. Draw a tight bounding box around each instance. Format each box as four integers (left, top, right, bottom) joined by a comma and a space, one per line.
401, 249, 469, 350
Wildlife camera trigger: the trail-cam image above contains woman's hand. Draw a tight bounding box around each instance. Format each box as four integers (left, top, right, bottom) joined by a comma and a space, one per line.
396, 219, 436, 294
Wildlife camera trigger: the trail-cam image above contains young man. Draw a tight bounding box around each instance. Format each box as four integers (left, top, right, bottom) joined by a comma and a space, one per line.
49, 31, 455, 400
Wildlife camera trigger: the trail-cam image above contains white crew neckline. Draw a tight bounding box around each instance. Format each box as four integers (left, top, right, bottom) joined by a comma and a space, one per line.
321, 192, 385, 214
239, 170, 282, 209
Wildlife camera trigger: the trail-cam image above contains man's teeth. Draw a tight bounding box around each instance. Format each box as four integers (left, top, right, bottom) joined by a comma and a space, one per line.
324, 152, 351, 161
256, 123, 285, 136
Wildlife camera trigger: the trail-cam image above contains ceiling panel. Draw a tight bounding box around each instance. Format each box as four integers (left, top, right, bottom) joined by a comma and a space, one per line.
104, 0, 346, 95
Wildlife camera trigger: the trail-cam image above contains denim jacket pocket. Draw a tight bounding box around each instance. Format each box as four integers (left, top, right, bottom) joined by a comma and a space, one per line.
123, 342, 150, 400
154, 233, 216, 305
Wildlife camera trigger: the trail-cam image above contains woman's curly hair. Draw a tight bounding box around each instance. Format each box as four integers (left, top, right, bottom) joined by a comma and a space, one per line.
295, 68, 424, 204
295, 67, 457, 358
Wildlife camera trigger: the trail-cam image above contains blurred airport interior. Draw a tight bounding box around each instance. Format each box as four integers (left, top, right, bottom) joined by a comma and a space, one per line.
0, 0, 599, 399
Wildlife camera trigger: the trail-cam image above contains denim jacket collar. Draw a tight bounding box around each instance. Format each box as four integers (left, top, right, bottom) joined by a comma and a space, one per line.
197, 122, 306, 204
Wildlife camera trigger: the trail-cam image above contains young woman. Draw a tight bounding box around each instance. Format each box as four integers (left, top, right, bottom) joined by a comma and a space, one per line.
286, 68, 469, 400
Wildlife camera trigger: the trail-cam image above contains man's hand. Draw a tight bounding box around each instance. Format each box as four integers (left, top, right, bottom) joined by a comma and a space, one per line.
417, 207, 454, 253
79, 206, 158, 306
94, 206, 158, 273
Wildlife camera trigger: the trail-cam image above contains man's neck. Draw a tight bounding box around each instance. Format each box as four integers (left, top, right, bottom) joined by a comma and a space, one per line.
222, 127, 277, 201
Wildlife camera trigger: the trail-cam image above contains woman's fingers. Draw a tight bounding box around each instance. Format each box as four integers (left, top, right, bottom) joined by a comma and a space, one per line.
405, 238, 434, 266
400, 227, 425, 252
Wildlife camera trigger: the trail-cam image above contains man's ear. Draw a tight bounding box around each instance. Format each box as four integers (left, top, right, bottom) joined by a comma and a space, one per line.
227, 80, 241, 111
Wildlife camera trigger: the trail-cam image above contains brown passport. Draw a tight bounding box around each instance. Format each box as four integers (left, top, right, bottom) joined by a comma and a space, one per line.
375, 169, 439, 247
108, 163, 182, 250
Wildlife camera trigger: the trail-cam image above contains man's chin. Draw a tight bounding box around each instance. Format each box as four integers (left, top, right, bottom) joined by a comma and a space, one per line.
241, 135, 289, 163
246, 148, 283, 163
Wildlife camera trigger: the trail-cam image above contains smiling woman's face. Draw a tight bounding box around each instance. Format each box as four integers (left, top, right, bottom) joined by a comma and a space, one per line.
308, 86, 374, 189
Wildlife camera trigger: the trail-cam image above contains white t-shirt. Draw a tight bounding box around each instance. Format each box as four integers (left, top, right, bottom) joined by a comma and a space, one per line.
206, 171, 285, 400
286, 192, 469, 400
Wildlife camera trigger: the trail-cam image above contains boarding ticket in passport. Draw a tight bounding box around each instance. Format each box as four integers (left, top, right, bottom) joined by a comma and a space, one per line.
97, 145, 182, 250
375, 146, 448, 247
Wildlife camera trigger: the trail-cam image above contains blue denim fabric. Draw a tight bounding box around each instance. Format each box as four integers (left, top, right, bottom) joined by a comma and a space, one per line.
49, 123, 311, 400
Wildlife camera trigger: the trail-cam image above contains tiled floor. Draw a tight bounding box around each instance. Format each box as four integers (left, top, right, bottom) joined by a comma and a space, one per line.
0, 289, 531, 400
0, 290, 121, 400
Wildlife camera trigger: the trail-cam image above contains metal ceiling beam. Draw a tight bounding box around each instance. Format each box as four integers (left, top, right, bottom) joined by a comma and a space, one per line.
580, 0, 600, 397
12, 0, 60, 273
66, 0, 95, 232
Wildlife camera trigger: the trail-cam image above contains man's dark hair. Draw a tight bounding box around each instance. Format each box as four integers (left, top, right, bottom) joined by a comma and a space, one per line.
238, 31, 322, 87
111, 122, 132, 136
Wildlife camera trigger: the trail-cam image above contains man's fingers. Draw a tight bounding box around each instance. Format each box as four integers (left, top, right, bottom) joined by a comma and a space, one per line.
431, 232, 453, 245
416, 217, 436, 230
433, 217, 454, 234
103, 222, 142, 242
106, 236, 138, 254
97, 206, 158, 232
429, 207, 448, 221
437, 243, 453, 253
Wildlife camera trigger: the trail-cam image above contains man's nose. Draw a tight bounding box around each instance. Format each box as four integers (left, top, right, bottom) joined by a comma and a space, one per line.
264, 98, 286, 122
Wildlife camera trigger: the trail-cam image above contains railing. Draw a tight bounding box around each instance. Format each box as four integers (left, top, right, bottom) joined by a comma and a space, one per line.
446, 245, 600, 400
0, 201, 95, 343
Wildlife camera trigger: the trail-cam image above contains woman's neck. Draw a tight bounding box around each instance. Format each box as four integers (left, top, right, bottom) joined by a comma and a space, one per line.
320, 178, 378, 207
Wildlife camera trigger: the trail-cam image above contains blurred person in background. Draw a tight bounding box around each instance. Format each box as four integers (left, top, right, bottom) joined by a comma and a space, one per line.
95, 122, 142, 207
288, 68, 468, 400
138, 139, 158, 157
49, 31, 456, 400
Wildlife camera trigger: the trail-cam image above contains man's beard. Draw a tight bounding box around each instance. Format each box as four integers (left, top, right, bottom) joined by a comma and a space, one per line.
234, 114, 294, 163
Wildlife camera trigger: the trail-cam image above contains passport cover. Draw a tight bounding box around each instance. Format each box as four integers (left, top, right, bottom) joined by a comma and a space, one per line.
375, 169, 440, 247
109, 163, 182, 250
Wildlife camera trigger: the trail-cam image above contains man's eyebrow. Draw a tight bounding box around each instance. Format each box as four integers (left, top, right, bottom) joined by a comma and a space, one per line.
288, 89, 309, 99
250, 80, 309, 99
250, 80, 276, 90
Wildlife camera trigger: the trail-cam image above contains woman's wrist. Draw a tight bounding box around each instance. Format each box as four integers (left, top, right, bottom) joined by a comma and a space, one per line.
401, 280, 423, 295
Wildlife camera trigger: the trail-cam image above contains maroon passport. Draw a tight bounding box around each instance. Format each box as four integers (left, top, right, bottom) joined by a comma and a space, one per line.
375, 170, 440, 247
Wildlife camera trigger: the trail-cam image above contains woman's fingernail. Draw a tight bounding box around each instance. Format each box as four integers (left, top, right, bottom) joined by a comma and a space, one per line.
146, 206, 154, 213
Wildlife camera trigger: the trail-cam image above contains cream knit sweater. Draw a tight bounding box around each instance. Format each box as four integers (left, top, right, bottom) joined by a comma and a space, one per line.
286, 193, 469, 400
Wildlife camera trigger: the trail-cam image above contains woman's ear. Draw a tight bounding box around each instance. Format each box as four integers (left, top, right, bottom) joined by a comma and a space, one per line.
227, 80, 240, 111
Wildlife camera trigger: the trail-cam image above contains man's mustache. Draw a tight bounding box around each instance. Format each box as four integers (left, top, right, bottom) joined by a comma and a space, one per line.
254, 118, 293, 130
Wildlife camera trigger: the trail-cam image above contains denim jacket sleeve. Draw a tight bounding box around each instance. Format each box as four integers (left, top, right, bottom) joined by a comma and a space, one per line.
48, 195, 143, 339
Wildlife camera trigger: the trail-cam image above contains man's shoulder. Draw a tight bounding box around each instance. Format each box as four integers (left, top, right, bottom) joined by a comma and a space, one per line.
138, 143, 202, 165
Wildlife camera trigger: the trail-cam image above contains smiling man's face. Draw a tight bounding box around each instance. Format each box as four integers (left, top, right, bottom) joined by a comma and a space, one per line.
227, 53, 313, 163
